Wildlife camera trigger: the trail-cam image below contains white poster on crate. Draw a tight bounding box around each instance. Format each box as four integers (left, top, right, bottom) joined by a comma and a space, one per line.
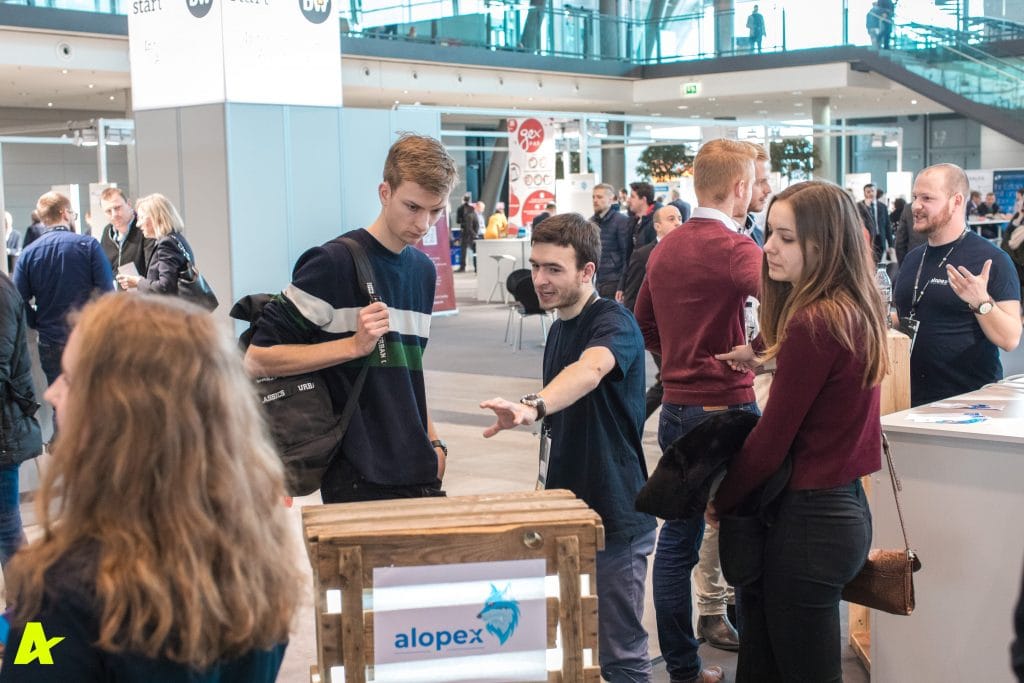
128, 0, 341, 110
508, 118, 556, 229
372, 559, 547, 683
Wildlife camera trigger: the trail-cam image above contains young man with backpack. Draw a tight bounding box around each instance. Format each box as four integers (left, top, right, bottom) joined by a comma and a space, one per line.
245, 134, 458, 503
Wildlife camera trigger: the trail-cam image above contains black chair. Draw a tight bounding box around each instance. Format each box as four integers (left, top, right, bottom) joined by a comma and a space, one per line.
509, 271, 552, 351
503, 269, 531, 343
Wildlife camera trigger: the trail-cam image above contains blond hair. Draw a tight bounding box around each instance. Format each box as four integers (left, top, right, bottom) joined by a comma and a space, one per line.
6, 295, 302, 668
135, 193, 184, 239
694, 139, 755, 203
383, 133, 458, 197
758, 181, 889, 387
36, 191, 71, 225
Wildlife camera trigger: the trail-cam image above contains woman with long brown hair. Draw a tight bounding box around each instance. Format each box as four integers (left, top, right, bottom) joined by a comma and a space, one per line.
711, 180, 889, 682
2, 294, 302, 680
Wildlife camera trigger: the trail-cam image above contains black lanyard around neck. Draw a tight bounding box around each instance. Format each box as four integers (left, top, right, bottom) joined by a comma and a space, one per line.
910, 229, 967, 315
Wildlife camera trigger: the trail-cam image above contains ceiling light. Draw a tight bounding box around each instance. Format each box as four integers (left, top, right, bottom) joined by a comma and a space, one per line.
108, 95, 115, 100
47, 102, 53, 107
651, 112, 661, 116
61, 69, 68, 75
403, 90, 408, 94
677, 105, 689, 109
87, 83, 94, 89
644, 125, 652, 130
753, 99, 763, 104
911, 99, 918, 105
794, 102, 803, 107
791, 90, 802, 95
757, 109, 768, 115
690, 114, 699, 118
708, 97, 717, 102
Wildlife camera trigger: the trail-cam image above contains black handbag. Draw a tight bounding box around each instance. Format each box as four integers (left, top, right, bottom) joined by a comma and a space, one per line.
242, 236, 380, 497
169, 234, 219, 312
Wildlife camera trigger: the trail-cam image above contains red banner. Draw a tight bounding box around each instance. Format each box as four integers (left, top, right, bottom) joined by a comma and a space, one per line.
415, 210, 458, 314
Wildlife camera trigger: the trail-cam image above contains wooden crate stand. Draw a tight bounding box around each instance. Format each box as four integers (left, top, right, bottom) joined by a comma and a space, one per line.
303, 490, 605, 683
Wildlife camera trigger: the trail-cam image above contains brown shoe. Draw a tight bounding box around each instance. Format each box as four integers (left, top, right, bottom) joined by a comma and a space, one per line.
672, 666, 725, 683
697, 614, 740, 651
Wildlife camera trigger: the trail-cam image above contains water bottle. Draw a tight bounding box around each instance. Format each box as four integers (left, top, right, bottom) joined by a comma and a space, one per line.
875, 266, 893, 328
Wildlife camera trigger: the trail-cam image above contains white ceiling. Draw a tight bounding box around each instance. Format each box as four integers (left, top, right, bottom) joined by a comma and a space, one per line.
0, 26, 949, 126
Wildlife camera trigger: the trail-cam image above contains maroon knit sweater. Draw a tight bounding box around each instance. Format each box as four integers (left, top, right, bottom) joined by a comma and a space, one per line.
714, 310, 882, 513
635, 217, 763, 406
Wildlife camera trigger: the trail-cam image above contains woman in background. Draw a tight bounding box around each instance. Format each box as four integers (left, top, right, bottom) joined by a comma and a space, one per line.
2, 294, 301, 681
712, 181, 888, 682
115, 193, 197, 297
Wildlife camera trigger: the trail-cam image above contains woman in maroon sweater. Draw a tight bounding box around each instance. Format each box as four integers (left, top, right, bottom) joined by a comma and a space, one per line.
711, 180, 889, 682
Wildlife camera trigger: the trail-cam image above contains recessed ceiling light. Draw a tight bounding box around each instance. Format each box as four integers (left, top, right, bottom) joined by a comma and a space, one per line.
60, 69, 68, 75
791, 90, 802, 95
708, 97, 716, 102
403, 90, 408, 94
109, 95, 115, 100
794, 102, 803, 107
757, 109, 768, 114
677, 105, 689, 109
911, 99, 918, 105
47, 102, 53, 107
644, 125, 652, 130
690, 114, 699, 119
528, 96, 533, 101
753, 99, 763, 104
87, 83, 94, 89
651, 112, 661, 116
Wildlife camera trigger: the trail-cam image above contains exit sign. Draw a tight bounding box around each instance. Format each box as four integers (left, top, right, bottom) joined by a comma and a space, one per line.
682, 82, 701, 97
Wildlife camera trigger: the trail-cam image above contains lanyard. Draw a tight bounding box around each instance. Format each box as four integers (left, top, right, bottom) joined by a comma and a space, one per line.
910, 230, 967, 316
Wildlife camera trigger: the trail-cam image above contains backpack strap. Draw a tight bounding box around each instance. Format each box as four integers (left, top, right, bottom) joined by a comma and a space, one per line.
338, 236, 388, 366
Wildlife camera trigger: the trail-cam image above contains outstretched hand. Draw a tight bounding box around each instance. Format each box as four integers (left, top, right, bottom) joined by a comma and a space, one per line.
480, 397, 536, 438
714, 344, 759, 373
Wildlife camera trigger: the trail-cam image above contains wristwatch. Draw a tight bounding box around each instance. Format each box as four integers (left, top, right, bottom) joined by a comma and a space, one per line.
971, 299, 995, 315
430, 439, 448, 457
519, 393, 547, 420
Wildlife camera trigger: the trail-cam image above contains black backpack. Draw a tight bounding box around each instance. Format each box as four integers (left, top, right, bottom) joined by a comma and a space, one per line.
231, 237, 379, 496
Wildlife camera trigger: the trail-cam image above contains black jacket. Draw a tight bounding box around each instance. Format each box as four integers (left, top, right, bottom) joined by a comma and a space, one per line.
0, 273, 42, 466
621, 241, 656, 313
100, 217, 155, 277
138, 232, 194, 297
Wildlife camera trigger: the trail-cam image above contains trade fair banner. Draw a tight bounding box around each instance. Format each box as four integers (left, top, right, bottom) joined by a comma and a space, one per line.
508, 118, 556, 229
372, 559, 547, 682
416, 211, 458, 315
993, 169, 1024, 213
127, 0, 342, 110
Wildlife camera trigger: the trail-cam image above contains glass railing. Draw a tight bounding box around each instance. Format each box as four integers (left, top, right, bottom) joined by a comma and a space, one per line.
882, 20, 1024, 114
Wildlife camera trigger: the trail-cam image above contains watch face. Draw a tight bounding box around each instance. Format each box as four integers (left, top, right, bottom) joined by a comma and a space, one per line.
978, 301, 993, 314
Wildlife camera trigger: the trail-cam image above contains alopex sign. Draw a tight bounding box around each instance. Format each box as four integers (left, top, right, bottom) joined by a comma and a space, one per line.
372, 560, 547, 683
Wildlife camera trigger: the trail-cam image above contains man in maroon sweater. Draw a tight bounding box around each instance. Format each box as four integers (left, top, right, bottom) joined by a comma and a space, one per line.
634, 138, 763, 683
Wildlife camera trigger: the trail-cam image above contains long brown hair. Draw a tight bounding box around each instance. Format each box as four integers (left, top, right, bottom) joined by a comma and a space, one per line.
759, 181, 889, 386
6, 295, 302, 668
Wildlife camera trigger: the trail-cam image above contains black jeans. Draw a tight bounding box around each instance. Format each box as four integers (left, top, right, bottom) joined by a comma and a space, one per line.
736, 480, 871, 683
320, 455, 444, 503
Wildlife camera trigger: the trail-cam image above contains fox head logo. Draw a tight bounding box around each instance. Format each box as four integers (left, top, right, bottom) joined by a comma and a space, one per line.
477, 583, 520, 645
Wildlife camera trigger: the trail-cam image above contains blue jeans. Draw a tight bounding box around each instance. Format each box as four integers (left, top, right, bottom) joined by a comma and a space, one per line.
653, 402, 758, 682
37, 341, 64, 387
596, 528, 657, 682
0, 464, 24, 567
735, 480, 871, 683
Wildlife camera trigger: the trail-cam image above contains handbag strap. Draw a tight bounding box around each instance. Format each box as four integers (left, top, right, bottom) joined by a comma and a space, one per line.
882, 433, 914, 555
168, 234, 200, 276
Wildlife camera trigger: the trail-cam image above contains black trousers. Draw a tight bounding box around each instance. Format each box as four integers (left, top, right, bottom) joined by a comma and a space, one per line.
736, 480, 871, 683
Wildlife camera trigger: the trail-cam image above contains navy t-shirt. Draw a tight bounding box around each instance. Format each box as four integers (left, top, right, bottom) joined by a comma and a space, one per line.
893, 231, 1021, 406
542, 297, 656, 543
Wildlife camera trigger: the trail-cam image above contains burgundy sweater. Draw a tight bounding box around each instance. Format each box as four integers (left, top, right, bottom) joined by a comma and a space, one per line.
714, 309, 882, 513
634, 217, 763, 406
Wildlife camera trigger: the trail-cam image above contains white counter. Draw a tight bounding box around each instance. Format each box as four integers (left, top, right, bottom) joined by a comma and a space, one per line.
473, 238, 531, 302
874, 377, 1024, 682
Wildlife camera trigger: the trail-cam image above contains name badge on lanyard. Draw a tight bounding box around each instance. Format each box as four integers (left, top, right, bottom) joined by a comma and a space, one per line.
535, 422, 552, 491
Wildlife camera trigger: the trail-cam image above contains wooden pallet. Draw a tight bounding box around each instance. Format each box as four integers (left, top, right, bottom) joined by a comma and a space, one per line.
303, 490, 605, 683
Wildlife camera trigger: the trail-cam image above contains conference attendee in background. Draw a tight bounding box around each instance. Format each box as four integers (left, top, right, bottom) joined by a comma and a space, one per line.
13, 192, 113, 386
115, 193, 198, 298
455, 192, 472, 227
458, 198, 480, 272
894, 199, 927, 265
736, 141, 772, 247
857, 183, 891, 262
0, 268, 42, 569
592, 183, 632, 299
669, 189, 692, 223
746, 4, 766, 52
3, 211, 20, 273
1001, 188, 1024, 302
485, 202, 508, 239
21, 210, 46, 249
2, 294, 302, 680
893, 163, 1021, 407
978, 192, 1000, 216
99, 187, 153, 280
531, 202, 556, 229
712, 180, 887, 682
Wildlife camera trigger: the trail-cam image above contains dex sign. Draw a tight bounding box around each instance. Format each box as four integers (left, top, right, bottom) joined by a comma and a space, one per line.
508, 117, 556, 228
128, 0, 342, 110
